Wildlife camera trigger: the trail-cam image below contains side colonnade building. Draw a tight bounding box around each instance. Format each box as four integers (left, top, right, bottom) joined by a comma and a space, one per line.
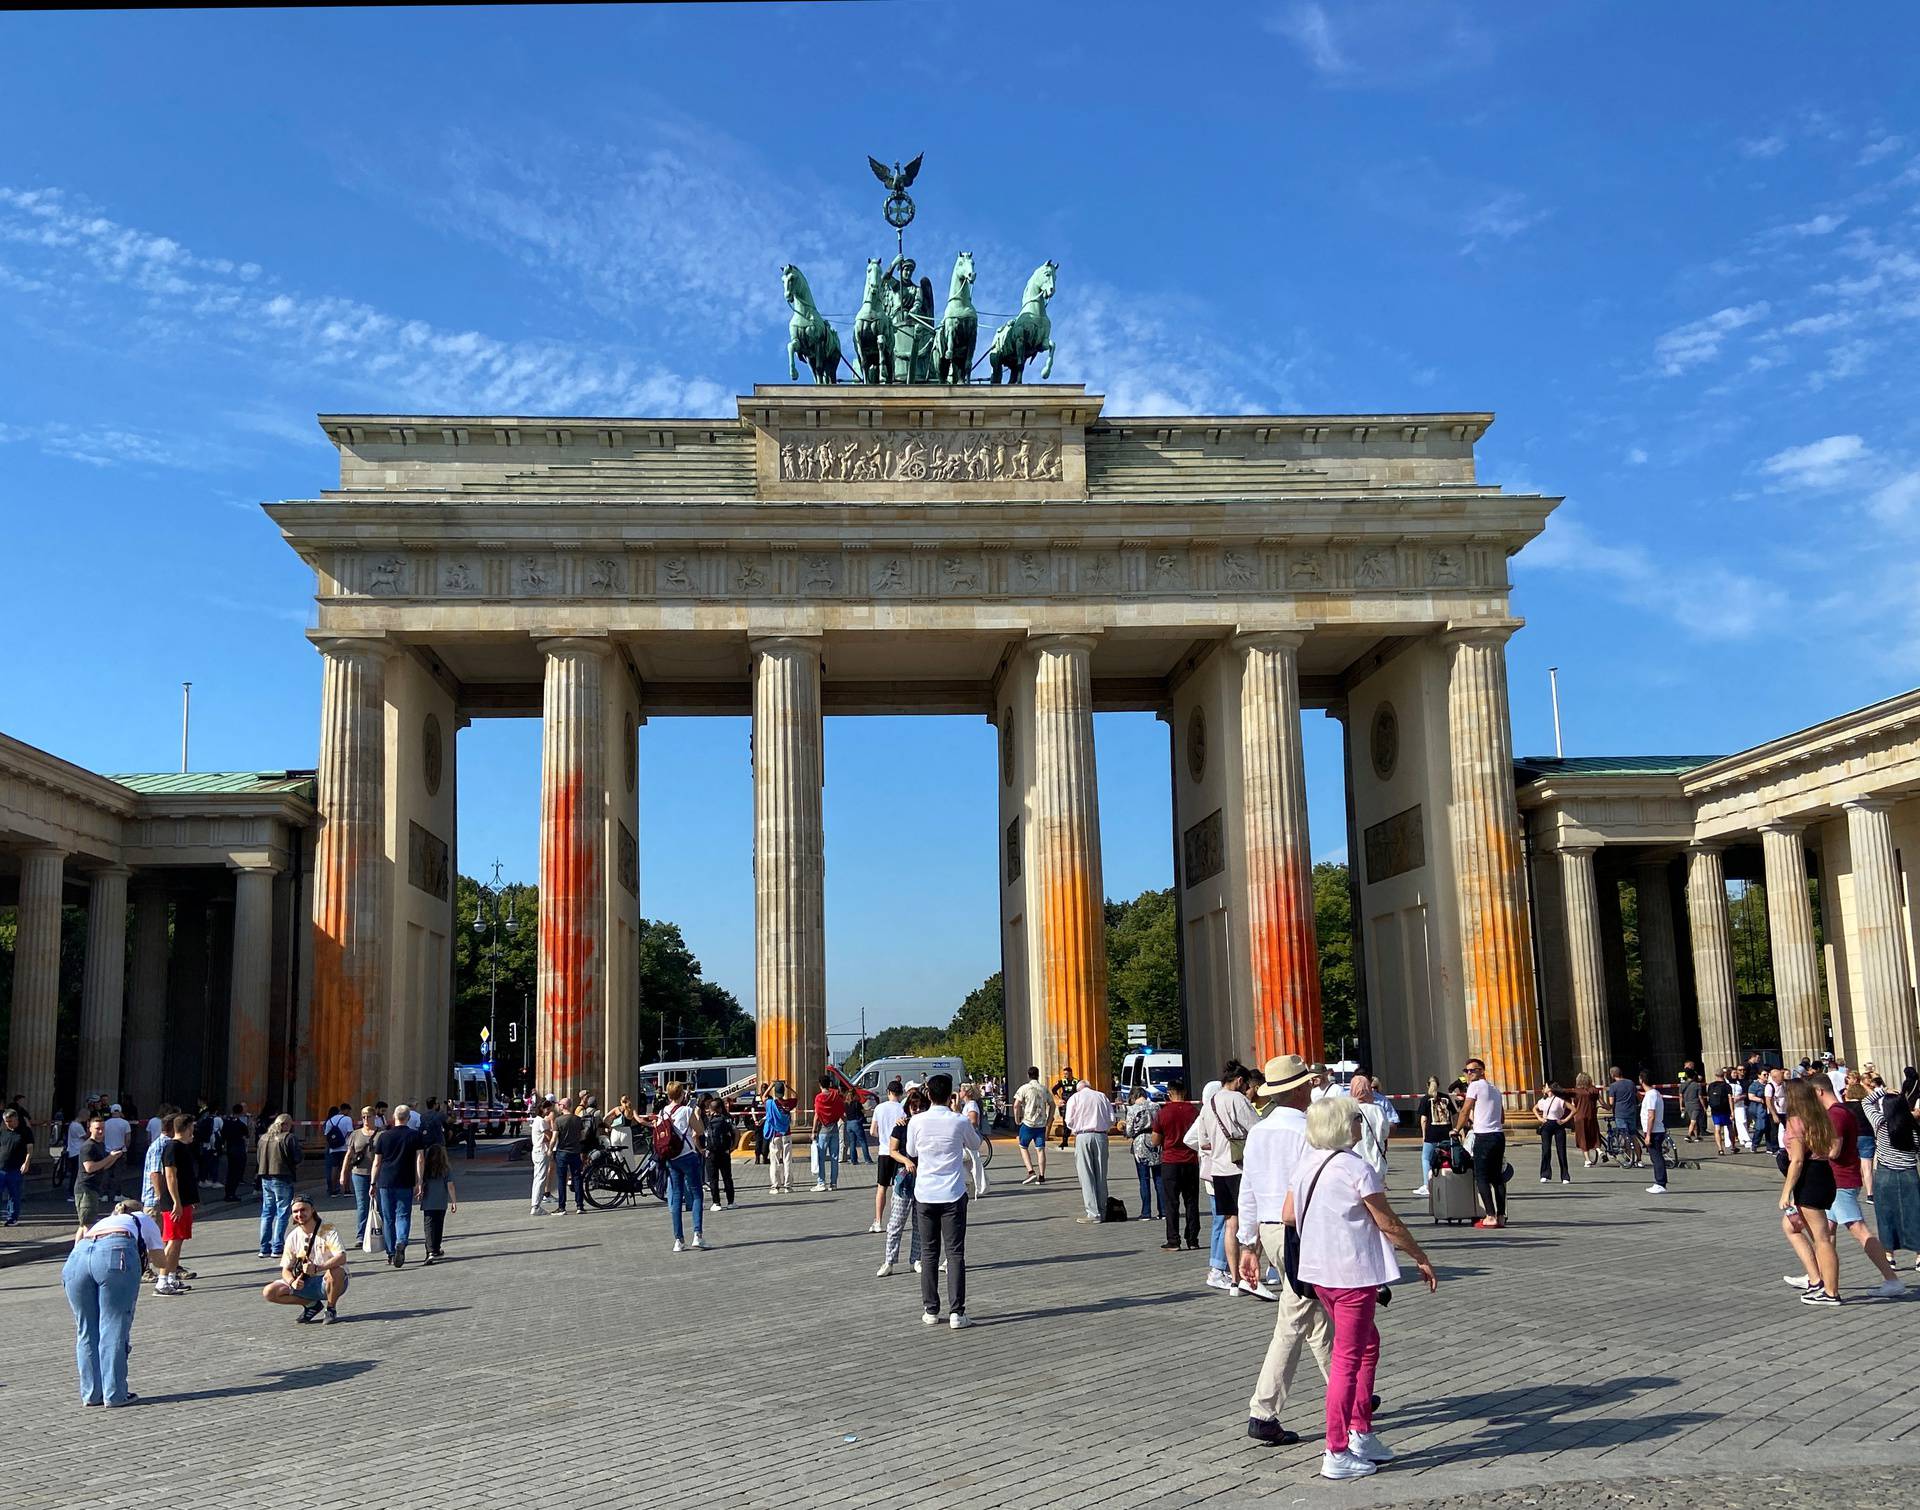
265, 384, 1556, 1117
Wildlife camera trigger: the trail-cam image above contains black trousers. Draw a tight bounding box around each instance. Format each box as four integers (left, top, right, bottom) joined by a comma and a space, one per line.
706, 1149, 735, 1204
1538, 1121, 1569, 1181
1471, 1132, 1507, 1217
916, 1195, 968, 1316
423, 1207, 447, 1253
1647, 1128, 1668, 1187
1163, 1162, 1201, 1247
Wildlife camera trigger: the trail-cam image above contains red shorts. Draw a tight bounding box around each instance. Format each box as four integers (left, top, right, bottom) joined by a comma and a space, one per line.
162, 1206, 194, 1242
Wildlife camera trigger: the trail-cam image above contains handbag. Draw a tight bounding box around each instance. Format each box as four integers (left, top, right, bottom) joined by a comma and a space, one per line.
1281, 1153, 1338, 1300
360, 1200, 379, 1254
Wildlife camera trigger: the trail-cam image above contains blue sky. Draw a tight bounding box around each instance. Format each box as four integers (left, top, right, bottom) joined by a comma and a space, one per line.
4, 5, 1917, 1043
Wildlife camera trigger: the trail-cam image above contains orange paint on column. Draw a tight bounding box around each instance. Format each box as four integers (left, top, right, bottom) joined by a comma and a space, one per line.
1248, 851, 1321, 1065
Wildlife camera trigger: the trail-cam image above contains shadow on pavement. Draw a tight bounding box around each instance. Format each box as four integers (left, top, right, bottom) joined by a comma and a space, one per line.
136, 1358, 377, 1403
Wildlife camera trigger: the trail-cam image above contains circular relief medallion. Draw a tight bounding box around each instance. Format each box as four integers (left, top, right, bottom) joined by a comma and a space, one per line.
1370, 702, 1399, 782
422, 713, 443, 797
1186, 706, 1207, 784
1001, 714, 1015, 787
624, 711, 637, 794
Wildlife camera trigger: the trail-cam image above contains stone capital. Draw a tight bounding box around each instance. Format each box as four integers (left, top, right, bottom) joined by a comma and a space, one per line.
1440, 618, 1523, 649
1557, 843, 1601, 860
1843, 796, 1894, 816
1231, 628, 1310, 656
1027, 631, 1099, 655
1685, 839, 1728, 855
310, 632, 396, 662
535, 633, 615, 659
90, 863, 133, 881
226, 852, 285, 876
748, 632, 825, 661
1758, 819, 1807, 838
17, 843, 68, 865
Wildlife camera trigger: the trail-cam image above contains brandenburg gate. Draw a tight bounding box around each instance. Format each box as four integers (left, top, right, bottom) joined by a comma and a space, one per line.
268, 383, 1557, 1114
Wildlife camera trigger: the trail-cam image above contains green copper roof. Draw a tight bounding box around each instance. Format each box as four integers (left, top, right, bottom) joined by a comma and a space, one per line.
1513, 756, 1719, 781
108, 771, 317, 799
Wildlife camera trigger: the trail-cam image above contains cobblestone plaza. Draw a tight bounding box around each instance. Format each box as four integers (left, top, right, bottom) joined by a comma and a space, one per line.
3, 1144, 1913, 1508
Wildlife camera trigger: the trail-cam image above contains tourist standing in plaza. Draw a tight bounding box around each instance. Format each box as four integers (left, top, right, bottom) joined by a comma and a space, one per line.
1201, 1061, 1257, 1290
418, 1142, 457, 1263
1155, 1081, 1202, 1251
220, 1104, 252, 1202
1535, 1083, 1571, 1184
958, 1081, 990, 1197
1730, 1070, 1755, 1151
1604, 1067, 1636, 1145
1639, 1070, 1668, 1195
63, 1198, 162, 1406
0, 1104, 29, 1225
342, 1106, 379, 1237
905, 1073, 979, 1327
1125, 1088, 1162, 1220
1346, 1075, 1392, 1182
869, 1080, 906, 1232
1412, 1077, 1457, 1196
526, 1095, 555, 1215
1568, 1072, 1602, 1167
1237, 1054, 1334, 1447
1809, 1078, 1905, 1294
549, 1095, 586, 1214
1286, 1096, 1438, 1481
255, 1112, 302, 1258
74, 1114, 121, 1235
1679, 1073, 1705, 1143
763, 1080, 797, 1192
1066, 1075, 1113, 1222
102, 1105, 131, 1195
158, 1113, 199, 1295
323, 1104, 353, 1195
261, 1195, 348, 1323
1862, 1089, 1920, 1268
367, 1103, 425, 1267
1780, 1078, 1842, 1305
1707, 1072, 1734, 1153
659, 1080, 707, 1251
1013, 1066, 1053, 1183
842, 1086, 869, 1166
878, 1085, 927, 1275
701, 1095, 737, 1211
1051, 1068, 1078, 1149
1455, 1059, 1508, 1228
811, 1074, 845, 1192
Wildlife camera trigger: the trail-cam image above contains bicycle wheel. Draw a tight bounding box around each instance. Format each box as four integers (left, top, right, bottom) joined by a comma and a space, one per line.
978, 1138, 994, 1167
582, 1153, 624, 1209
1621, 1135, 1645, 1169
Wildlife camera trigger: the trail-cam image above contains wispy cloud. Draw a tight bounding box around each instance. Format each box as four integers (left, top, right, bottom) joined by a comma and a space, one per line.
36, 423, 194, 470
1625, 447, 1648, 466
1269, 2, 1350, 76
1264, 1, 1492, 86
1759, 433, 1869, 487
1518, 513, 1785, 641
1788, 212, 1846, 236
1858, 134, 1905, 165
0, 186, 729, 422
1460, 191, 1550, 255
1652, 302, 1769, 375
1738, 133, 1786, 160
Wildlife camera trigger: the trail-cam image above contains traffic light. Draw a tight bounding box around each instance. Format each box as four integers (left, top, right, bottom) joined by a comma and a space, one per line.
508, 1021, 518, 1043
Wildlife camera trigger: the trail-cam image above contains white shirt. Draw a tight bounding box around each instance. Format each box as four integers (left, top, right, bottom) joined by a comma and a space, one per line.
1827, 1069, 1849, 1096
407, 1110, 423, 1130
1640, 1087, 1665, 1138
1290, 1150, 1398, 1290
1065, 1085, 1113, 1135
102, 1116, 131, 1153
1237, 1104, 1308, 1243
1200, 1088, 1257, 1178
904, 1105, 979, 1204
82, 1210, 164, 1248
1463, 1079, 1504, 1134
65, 1120, 87, 1157
870, 1099, 906, 1152
1352, 1100, 1392, 1180
145, 1116, 164, 1142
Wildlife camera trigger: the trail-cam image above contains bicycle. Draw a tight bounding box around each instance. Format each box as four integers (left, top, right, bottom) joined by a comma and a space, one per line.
581, 1134, 667, 1208
1601, 1126, 1645, 1168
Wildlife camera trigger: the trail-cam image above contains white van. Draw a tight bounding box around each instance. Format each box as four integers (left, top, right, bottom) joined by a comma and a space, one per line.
1117, 1049, 1184, 1103
850, 1055, 966, 1097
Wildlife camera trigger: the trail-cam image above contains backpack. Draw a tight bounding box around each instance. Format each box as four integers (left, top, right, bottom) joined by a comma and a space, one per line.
1102, 1195, 1128, 1223
651, 1110, 684, 1161
705, 1113, 735, 1155
325, 1119, 347, 1151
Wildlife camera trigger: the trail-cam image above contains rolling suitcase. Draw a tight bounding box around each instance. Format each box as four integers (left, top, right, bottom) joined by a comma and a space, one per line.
1428, 1167, 1476, 1224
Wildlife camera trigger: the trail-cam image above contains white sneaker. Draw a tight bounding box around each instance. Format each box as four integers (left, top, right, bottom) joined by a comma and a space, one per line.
1784, 1274, 1816, 1288
1645, 1185, 1668, 1195
1205, 1269, 1233, 1291
1561, 1178, 1571, 1184
921, 1311, 941, 1326
949, 1312, 972, 1329
912, 1261, 922, 1273
875, 1263, 894, 1277
1539, 1177, 1550, 1183
690, 1233, 705, 1249
672, 1239, 684, 1253
867, 1222, 884, 1233
939, 1259, 948, 1272
710, 1201, 722, 1212
1411, 1184, 1429, 1197
1320, 1449, 1376, 1480
1348, 1429, 1394, 1462
1243, 1280, 1279, 1301
810, 1183, 827, 1193
1876, 1278, 1907, 1297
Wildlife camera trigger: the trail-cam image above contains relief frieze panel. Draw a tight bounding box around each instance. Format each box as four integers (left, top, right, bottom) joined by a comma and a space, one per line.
776, 429, 1064, 486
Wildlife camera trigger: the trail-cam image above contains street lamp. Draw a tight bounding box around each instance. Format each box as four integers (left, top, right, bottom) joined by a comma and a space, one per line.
475, 860, 517, 1097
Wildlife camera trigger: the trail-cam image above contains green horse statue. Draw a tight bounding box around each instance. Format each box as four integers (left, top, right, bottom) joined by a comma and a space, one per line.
782, 263, 842, 384
934, 250, 977, 385
852, 257, 890, 383
989, 260, 1057, 383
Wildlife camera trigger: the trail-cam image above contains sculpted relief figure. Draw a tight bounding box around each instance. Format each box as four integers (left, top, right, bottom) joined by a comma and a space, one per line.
662, 556, 692, 590
367, 555, 405, 594
942, 555, 979, 590
1223, 549, 1257, 587
774, 430, 1062, 486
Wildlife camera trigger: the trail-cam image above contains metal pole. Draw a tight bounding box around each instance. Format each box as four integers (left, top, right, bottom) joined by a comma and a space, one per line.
1548, 667, 1564, 758
180, 681, 192, 773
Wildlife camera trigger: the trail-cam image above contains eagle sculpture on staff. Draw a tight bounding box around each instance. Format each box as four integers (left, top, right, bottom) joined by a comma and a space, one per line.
868, 153, 924, 193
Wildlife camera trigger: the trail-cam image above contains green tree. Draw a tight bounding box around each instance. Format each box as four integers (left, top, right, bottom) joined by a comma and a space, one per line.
452, 875, 538, 1074
1314, 862, 1357, 1053
1106, 888, 1181, 1065
637, 917, 751, 1061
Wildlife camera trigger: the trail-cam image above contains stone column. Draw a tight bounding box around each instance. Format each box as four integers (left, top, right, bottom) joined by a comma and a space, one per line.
6, 846, 66, 1121
1686, 844, 1741, 1070
752, 635, 827, 1099
1843, 799, 1920, 1071
77, 865, 131, 1100
227, 861, 280, 1111
1557, 846, 1611, 1083
538, 637, 611, 1095
1442, 627, 1539, 1097
310, 636, 391, 1114
1760, 822, 1825, 1062
1635, 859, 1686, 1074
1236, 632, 1322, 1064
123, 879, 171, 1112
1028, 634, 1110, 1089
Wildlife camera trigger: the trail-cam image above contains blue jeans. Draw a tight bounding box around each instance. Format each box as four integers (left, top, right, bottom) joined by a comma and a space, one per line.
814, 1127, 841, 1188
554, 1150, 584, 1212
1210, 1198, 1229, 1272
351, 1171, 372, 1243
843, 1122, 869, 1164
376, 1186, 413, 1255
1420, 1142, 1440, 1184
666, 1151, 704, 1241
0, 1168, 22, 1223
62, 1234, 140, 1406
1134, 1159, 1161, 1218
258, 1177, 293, 1254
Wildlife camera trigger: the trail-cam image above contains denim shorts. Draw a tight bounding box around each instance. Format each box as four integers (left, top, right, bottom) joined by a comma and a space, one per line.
1018, 1125, 1047, 1149
1830, 1185, 1864, 1226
